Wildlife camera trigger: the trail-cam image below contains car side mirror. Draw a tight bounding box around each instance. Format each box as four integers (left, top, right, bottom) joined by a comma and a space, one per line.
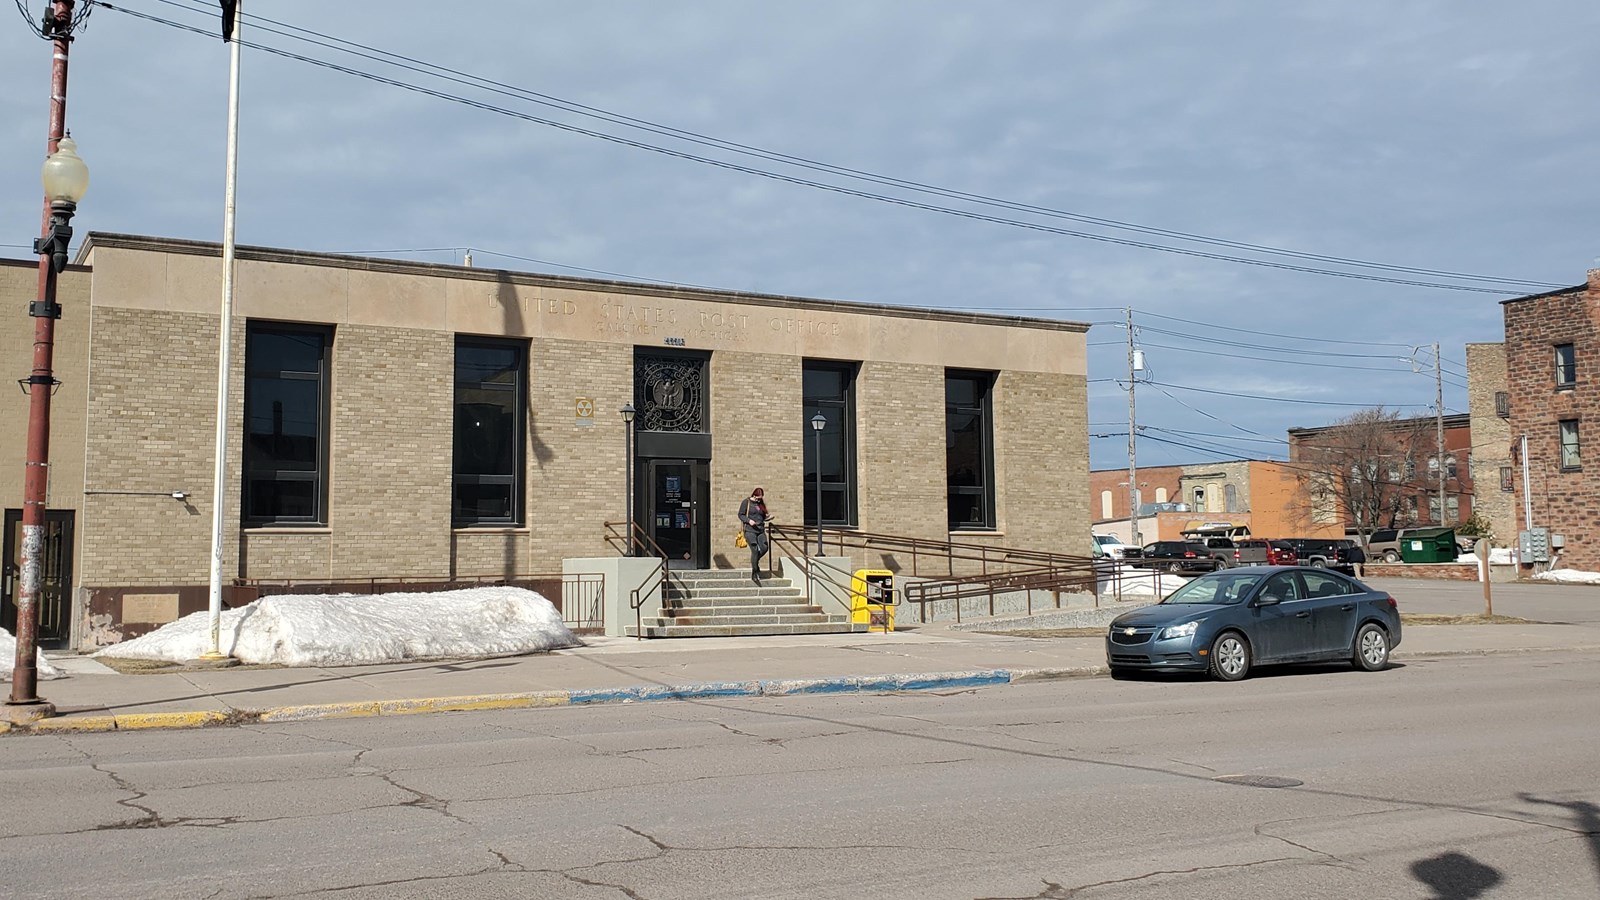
1254, 594, 1281, 607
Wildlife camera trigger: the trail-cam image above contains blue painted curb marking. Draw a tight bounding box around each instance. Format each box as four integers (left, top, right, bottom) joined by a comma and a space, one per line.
566, 670, 1014, 706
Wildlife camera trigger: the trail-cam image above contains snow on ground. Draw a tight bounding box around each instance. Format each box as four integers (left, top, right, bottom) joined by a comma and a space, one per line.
95, 586, 582, 667
1457, 548, 1516, 565
0, 629, 65, 681
1097, 570, 1189, 601
1532, 568, 1600, 586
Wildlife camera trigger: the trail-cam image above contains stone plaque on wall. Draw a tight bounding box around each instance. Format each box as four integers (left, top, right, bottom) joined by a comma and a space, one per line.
122, 593, 181, 625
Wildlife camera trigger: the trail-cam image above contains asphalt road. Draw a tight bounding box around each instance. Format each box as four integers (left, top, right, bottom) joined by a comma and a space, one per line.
2, 651, 1597, 899
1366, 576, 1600, 627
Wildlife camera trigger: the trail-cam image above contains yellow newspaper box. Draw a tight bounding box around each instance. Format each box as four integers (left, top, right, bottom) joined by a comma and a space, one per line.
850, 569, 895, 632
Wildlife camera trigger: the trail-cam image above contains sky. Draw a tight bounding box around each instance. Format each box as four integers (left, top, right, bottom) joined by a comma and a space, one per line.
2, 1, 1596, 470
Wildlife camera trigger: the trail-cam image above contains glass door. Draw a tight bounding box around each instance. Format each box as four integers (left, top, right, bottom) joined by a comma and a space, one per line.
645, 460, 708, 569
2, 509, 74, 649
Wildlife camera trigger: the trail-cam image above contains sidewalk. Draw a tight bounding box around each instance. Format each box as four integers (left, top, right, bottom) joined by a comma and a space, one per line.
6, 620, 1597, 736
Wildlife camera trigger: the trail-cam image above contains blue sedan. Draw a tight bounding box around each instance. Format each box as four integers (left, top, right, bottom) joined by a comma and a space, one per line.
1106, 566, 1401, 681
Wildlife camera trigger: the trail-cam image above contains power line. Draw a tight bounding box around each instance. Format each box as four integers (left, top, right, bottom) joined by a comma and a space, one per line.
1145, 380, 1433, 409
1136, 339, 1416, 374
1136, 324, 1414, 359
1136, 310, 1418, 348
101, 1, 1559, 296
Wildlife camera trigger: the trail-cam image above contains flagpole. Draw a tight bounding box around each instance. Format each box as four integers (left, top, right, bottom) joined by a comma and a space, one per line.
200, 0, 242, 664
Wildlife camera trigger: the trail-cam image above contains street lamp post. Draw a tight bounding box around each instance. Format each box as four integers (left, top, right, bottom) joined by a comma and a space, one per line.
9, 136, 88, 714
621, 404, 635, 555
810, 412, 826, 557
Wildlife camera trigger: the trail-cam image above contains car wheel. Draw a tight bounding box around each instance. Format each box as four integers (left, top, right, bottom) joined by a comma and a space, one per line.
1214, 557, 1232, 569
1352, 623, 1391, 671
1166, 561, 1181, 573
1309, 558, 1327, 568
1384, 550, 1401, 563
1109, 667, 1135, 681
1208, 632, 1251, 682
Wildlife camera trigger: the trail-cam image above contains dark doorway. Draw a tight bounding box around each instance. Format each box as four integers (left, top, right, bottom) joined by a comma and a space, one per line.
2, 509, 75, 649
644, 460, 709, 569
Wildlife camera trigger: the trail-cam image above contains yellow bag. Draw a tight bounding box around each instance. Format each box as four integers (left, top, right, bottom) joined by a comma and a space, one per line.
735, 530, 748, 549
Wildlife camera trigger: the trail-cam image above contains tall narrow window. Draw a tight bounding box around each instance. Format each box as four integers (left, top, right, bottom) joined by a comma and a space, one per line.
453, 339, 526, 525
1555, 343, 1576, 388
1559, 419, 1581, 471
1100, 490, 1114, 519
243, 324, 331, 525
803, 361, 857, 527
1500, 467, 1514, 492
945, 371, 995, 530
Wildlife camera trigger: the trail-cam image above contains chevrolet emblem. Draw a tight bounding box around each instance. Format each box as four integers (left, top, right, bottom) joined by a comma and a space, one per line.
1123, 627, 1137, 636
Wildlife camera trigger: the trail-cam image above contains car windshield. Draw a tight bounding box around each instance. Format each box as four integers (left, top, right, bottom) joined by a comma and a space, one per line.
1095, 535, 1118, 546
1161, 571, 1265, 605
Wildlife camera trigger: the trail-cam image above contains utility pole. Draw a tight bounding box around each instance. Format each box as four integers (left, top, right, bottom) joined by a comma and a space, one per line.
1433, 342, 1445, 527
199, 0, 244, 665
8, 0, 80, 719
1126, 307, 1140, 547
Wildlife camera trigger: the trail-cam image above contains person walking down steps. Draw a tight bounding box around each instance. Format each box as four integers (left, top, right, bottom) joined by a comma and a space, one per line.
738, 487, 774, 585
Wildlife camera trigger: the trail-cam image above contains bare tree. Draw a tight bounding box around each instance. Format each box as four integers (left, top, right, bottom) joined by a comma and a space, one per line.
1292, 407, 1431, 547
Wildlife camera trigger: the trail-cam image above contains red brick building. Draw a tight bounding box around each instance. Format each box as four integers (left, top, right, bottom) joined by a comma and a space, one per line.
1287, 413, 1475, 532
1501, 271, 1600, 571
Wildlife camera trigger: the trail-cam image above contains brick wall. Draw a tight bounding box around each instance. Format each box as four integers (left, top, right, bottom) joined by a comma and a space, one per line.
708, 351, 803, 567
1466, 343, 1516, 545
525, 338, 632, 570
327, 324, 453, 578
1502, 277, 1600, 570
81, 306, 223, 586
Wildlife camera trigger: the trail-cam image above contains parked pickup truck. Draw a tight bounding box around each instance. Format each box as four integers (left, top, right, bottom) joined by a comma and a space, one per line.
1281, 538, 1365, 572
1232, 538, 1298, 567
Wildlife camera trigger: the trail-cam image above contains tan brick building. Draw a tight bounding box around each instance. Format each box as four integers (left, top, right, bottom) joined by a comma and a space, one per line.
2, 234, 1090, 649
1500, 271, 1600, 571
1465, 342, 1517, 546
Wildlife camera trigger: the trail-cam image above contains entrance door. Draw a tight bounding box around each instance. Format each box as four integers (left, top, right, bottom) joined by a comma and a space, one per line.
2, 509, 75, 649
644, 460, 709, 569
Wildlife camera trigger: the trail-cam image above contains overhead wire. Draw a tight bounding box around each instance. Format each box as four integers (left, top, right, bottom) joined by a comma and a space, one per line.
98, 0, 1559, 296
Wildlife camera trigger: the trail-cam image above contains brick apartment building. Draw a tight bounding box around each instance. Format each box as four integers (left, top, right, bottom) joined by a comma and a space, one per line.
1465, 342, 1517, 547
1, 234, 1091, 649
1287, 413, 1475, 533
1089, 460, 1341, 544
1497, 270, 1600, 571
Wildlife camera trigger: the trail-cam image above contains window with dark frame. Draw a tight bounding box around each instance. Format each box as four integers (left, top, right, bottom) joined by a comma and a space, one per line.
945, 370, 996, 530
242, 323, 331, 525
453, 339, 527, 525
1559, 419, 1581, 471
1500, 466, 1514, 493
802, 361, 858, 527
1555, 343, 1576, 389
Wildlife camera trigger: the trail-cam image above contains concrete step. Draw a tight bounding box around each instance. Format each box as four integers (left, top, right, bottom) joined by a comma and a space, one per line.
667, 568, 782, 581
647, 612, 833, 627
663, 604, 824, 618
669, 576, 794, 590
665, 585, 805, 601
626, 620, 868, 639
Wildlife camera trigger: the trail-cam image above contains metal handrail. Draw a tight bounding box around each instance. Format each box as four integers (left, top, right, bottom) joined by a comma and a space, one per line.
766, 523, 1087, 577
629, 556, 666, 640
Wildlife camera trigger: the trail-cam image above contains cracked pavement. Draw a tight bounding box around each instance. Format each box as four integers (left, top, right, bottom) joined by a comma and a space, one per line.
2, 651, 1598, 898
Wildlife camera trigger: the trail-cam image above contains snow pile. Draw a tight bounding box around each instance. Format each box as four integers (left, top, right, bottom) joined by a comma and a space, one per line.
1532, 568, 1600, 586
1456, 548, 1516, 565
0, 628, 65, 681
95, 586, 581, 667
1099, 571, 1187, 599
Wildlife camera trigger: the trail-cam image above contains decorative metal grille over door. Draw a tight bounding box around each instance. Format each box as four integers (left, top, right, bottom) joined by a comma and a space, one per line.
635, 354, 707, 433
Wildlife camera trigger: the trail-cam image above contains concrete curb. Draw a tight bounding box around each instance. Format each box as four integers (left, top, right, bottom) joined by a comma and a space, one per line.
1, 647, 1591, 736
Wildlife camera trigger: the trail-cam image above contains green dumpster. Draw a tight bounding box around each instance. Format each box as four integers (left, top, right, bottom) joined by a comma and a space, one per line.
1399, 527, 1458, 563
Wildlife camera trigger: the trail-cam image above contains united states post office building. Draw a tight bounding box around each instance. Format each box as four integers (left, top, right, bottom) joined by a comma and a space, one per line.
0, 234, 1089, 649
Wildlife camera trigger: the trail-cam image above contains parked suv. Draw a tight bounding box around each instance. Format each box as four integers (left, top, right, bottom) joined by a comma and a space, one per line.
1366, 529, 1413, 563
1283, 538, 1365, 572
1131, 540, 1220, 573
